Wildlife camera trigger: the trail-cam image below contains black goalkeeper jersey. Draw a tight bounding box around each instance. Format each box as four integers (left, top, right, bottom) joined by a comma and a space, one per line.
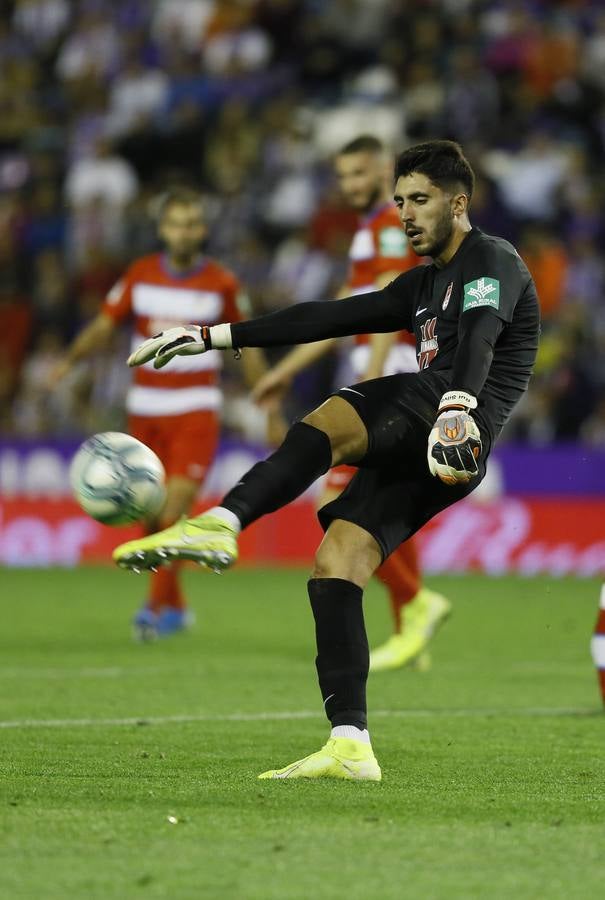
382, 228, 540, 436
232, 227, 540, 440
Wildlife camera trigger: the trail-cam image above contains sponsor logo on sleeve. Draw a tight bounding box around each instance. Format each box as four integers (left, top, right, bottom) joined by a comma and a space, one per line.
463, 277, 500, 311
378, 226, 408, 258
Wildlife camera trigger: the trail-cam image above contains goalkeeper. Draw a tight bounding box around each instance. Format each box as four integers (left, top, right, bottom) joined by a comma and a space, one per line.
114, 140, 540, 782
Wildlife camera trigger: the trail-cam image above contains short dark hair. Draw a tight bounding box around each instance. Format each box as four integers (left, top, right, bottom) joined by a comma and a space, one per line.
157, 186, 204, 219
338, 134, 385, 156
394, 140, 474, 199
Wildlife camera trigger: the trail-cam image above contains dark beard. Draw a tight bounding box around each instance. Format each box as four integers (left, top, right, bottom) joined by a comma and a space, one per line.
426, 209, 454, 260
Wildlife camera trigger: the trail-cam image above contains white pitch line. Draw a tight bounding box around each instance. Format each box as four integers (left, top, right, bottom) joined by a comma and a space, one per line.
0, 707, 598, 730
0, 661, 589, 680
0, 661, 590, 681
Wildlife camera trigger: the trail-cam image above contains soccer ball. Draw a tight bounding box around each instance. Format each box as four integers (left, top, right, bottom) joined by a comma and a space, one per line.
70, 432, 166, 526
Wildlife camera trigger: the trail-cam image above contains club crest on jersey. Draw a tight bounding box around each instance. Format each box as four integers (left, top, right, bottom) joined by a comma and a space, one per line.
418, 316, 438, 370
442, 281, 453, 311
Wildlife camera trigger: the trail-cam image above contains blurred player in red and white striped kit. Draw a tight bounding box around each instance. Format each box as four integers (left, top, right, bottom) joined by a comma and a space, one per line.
56, 188, 275, 638
253, 136, 450, 671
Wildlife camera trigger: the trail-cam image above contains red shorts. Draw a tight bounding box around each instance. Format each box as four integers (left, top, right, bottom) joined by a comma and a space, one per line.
128, 410, 219, 485
325, 464, 356, 493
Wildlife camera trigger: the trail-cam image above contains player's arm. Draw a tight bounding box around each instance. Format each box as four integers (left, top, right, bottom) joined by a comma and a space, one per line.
428, 246, 529, 485
427, 309, 502, 486
225, 285, 290, 441
237, 346, 290, 444
238, 347, 269, 388
219, 283, 293, 389
53, 268, 133, 382
250, 339, 336, 416
234, 275, 414, 348
51, 313, 116, 382
250, 339, 337, 407
127, 285, 412, 371
449, 245, 529, 399
253, 264, 409, 403
449, 307, 504, 397
251, 278, 356, 407
240, 344, 297, 409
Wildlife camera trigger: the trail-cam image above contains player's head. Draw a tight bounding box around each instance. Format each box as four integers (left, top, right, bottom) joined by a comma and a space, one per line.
334, 135, 391, 213
157, 187, 207, 263
393, 140, 474, 258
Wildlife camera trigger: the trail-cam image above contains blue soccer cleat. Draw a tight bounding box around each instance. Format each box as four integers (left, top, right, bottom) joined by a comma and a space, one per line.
132, 606, 194, 641
132, 606, 159, 642
156, 607, 194, 637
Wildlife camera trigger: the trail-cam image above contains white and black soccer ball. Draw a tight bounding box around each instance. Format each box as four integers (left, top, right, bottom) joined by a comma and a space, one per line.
70, 432, 166, 526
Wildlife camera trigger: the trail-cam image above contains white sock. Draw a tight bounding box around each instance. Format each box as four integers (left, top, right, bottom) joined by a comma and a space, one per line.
330, 725, 371, 744
205, 506, 241, 533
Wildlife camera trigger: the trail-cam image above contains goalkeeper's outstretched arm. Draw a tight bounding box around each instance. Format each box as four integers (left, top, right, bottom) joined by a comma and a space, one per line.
128, 289, 411, 369
230, 290, 406, 349
52, 312, 116, 382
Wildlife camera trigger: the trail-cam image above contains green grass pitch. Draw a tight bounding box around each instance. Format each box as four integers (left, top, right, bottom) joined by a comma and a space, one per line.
1, 566, 604, 899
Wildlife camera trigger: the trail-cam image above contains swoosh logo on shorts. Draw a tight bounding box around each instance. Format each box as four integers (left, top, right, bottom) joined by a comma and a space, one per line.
416, 307, 428, 316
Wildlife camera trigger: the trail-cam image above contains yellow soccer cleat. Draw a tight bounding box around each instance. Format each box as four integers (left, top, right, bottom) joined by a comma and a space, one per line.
113, 513, 238, 573
369, 588, 451, 672
258, 737, 381, 781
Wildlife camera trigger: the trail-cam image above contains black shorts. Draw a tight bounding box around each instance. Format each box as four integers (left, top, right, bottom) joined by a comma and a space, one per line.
318, 371, 490, 560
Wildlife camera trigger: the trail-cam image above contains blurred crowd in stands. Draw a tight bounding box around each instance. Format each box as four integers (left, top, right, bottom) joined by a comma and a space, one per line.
1, 0, 605, 445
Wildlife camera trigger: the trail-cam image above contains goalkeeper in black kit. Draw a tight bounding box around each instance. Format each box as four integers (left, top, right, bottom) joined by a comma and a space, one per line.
114, 141, 540, 781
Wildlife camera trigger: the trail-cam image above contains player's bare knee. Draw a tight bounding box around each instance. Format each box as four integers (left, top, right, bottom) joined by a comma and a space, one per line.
311, 529, 379, 588
311, 551, 375, 588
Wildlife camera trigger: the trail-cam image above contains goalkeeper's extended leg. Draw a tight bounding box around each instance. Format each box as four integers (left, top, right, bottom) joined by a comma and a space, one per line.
259, 520, 382, 781
113, 398, 368, 571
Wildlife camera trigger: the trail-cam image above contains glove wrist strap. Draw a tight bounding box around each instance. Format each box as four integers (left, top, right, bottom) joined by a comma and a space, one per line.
438, 390, 477, 412
206, 323, 233, 350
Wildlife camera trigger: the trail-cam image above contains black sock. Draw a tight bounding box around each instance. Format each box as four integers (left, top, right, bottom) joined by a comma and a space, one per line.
308, 577, 368, 731
221, 422, 332, 529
